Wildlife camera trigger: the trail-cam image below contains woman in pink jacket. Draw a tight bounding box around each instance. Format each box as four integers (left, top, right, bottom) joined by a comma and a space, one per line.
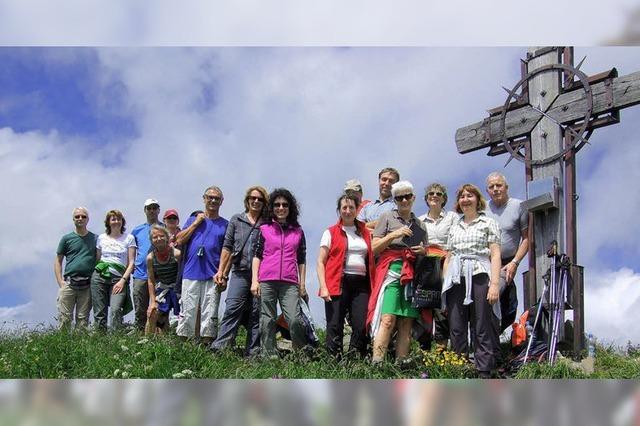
251, 188, 307, 358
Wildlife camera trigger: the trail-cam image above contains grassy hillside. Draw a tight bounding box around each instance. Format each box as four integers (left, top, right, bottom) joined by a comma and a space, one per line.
1, 327, 638, 379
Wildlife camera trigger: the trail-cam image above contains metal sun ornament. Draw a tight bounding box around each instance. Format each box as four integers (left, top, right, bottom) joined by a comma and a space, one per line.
499, 62, 594, 167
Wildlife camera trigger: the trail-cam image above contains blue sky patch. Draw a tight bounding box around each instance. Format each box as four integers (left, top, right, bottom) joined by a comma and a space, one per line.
0, 47, 138, 145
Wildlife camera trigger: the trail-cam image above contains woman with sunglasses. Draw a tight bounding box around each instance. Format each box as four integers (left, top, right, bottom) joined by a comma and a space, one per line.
442, 184, 501, 378
416, 183, 459, 348
91, 209, 136, 331
366, 181, 428, 364
317, 193, 375, 359
251, 188, 307, 358
210, 185, 269, 356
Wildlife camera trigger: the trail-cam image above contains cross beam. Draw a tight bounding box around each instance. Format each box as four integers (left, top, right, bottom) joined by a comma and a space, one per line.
456, 69, 640, 154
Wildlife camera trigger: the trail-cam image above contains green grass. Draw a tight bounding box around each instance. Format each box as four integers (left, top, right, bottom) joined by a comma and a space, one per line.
589, 345, 640, 379
1, 327, 637, 379
0, 327, 437, 379
513, 345, 640, 379
514, 359, 589, 379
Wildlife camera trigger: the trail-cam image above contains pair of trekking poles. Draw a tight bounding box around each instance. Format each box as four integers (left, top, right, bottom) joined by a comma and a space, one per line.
523, 240, 571, 365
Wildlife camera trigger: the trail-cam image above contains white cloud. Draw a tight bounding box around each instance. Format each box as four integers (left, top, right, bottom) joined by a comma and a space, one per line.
0, 302, 33, 325
0, 1, 635, 45
585, 268, 640, 347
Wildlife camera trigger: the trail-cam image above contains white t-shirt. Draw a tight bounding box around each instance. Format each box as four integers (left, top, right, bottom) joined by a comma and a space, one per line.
320, 225, 368, 276
97, 233, 136, 275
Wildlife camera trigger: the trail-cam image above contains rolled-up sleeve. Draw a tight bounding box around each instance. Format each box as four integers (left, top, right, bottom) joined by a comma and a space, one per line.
487, 218, 501, 245
372, 213, 389, 238
253, 229, 265, 259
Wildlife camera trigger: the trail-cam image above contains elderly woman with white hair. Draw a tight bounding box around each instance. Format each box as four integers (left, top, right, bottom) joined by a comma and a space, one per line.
366, 180, 428, 364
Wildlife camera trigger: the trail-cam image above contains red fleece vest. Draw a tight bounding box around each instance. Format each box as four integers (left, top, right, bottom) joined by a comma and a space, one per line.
324, 220, 375, 296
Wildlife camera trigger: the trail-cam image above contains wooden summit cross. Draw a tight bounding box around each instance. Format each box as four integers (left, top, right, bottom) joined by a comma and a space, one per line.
455, 47, 640, 359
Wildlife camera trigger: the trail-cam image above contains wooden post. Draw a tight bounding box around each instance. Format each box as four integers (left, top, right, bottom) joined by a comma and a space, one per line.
527, 47, 565, 339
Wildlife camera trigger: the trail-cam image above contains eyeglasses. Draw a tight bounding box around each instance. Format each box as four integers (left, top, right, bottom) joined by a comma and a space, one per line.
249, 196, 265, 203
146, 205, 160, 210
274, 202, 289, 208
74, 215, 87, 219
394, 193, 414, 202
427, 191, 444, 197
204, 195, 222, 202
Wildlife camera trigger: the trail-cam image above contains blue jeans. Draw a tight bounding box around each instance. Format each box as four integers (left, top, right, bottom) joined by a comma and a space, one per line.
210, 270, 260, 356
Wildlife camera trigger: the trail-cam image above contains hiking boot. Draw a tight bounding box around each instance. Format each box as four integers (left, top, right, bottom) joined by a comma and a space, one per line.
477, 370, 492, 379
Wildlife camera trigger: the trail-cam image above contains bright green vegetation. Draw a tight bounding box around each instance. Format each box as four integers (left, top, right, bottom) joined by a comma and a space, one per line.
514, 345, 640, 379
1, 327, 637, 379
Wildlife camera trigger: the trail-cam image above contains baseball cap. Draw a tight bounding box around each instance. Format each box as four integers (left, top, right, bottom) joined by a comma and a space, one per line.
344, 179, 362, 192
163, 209, 179, 220
144, 198, 160, 207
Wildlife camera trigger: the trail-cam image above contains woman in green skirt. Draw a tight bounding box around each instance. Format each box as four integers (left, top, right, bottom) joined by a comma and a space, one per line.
366, 180, 428, 364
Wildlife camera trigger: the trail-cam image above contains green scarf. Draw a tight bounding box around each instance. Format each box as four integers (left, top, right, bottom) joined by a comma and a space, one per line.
95, 260, 126, 279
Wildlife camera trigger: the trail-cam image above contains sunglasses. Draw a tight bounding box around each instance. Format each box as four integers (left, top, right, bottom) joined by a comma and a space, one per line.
74, 215, 87, 219
165, 216, 178, 220
427, 191, 444, 197
248, 196, 265, 203
204, 195, 222, 202
394, 193, 414, 202
273, 202, 289, 208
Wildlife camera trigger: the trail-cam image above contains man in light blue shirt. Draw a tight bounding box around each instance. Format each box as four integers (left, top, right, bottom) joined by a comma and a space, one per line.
356, 167, 399, 229
131, 198, 164, 331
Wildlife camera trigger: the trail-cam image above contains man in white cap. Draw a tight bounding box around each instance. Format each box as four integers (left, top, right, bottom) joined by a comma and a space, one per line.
344, 178, 371, 214
131, 198, 164, 332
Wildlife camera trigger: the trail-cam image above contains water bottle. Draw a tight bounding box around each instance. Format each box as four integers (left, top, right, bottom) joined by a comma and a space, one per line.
587, 333, 596, 358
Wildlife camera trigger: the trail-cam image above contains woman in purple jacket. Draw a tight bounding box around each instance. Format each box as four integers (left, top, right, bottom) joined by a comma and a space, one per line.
251, 188, 307, 358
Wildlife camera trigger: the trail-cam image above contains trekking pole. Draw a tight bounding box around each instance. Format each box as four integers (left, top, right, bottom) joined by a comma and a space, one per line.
523, 267, 551, 364
546, 241, 559, 364
549, 254, 571, 365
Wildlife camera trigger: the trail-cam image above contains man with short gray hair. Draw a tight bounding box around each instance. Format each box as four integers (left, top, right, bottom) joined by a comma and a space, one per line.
54, 207, 97, 330
175, 186, 228, 343
485, 172, 529, 331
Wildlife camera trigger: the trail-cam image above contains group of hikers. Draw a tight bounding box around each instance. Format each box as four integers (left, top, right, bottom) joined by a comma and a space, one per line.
55, 167, 528, 378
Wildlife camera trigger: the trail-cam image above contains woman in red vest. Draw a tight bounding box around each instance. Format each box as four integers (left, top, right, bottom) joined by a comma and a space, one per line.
317, 193, 375, 359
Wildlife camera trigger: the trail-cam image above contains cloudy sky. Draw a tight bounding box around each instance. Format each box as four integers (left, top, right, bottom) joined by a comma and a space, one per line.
1, 46, 639, 346
1, 0, 639, 45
